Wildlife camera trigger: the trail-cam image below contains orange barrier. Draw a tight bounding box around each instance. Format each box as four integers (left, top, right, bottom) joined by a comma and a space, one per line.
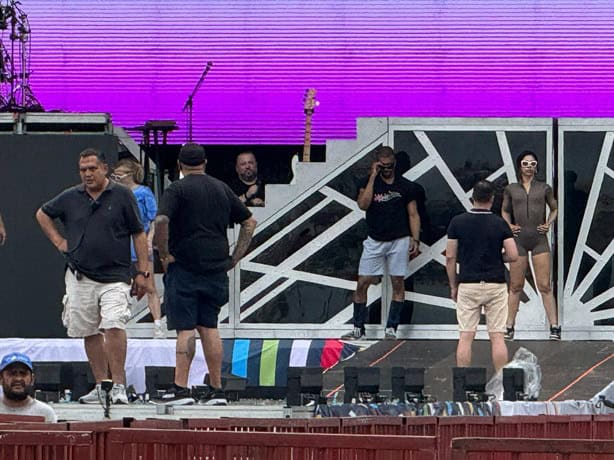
451, 437, 614, 460
0, 430, 93, 460
105, 428, 438, 460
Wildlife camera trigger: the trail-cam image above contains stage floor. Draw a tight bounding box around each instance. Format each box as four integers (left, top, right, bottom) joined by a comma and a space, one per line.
1, 338, 611, 421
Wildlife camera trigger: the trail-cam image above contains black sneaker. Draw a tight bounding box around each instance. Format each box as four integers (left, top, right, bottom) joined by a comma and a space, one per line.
198, 387, 228, 406
504, 326, 515, 341
549, 326, 561, 340
152, 384, 194, 405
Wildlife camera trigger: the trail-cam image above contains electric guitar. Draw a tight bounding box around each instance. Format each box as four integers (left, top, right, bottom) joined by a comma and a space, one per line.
302, 89, 317, 162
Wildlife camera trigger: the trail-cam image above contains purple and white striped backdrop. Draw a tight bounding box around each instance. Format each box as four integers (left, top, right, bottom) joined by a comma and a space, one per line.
14, 0, 614, 144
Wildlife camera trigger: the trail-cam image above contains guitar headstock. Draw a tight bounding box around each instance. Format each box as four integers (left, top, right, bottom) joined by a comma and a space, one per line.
303, 88, 317, 115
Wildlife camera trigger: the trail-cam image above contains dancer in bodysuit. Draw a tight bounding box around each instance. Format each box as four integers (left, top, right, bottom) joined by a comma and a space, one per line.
502, 151, 561, 340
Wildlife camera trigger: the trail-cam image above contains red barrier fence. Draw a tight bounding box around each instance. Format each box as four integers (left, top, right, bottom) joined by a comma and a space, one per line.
341, 416, 405, 435
0, 431, 93, 460
129, 419, 184, 429
451, 437, 614, 460
0, 414, 45, 423
437, 416, 495, 460
68, 419, 125, 460
185, 417, 310, 432
593, 414, 614, 439
105, 429, 438, 460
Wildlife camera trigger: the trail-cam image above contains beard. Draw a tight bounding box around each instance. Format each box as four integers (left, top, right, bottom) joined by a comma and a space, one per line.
240, 171, 257, 183
3, 385, 33, 401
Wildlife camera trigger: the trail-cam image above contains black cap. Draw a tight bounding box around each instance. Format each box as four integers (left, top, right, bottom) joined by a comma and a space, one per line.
178, 143, 206, 166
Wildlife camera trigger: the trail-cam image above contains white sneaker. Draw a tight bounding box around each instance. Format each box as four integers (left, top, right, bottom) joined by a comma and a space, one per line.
384, 327, 397, 340
341, 327, 365, 340
153, 323, 166, 339
79, 384, 104, 405
111, 383, 129, 404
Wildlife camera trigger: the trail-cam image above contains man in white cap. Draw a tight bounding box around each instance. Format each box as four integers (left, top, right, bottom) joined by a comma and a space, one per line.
0, 352, 57, 422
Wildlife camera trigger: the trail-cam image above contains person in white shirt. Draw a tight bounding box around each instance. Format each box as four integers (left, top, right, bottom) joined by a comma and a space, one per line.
0, 352, 57, 422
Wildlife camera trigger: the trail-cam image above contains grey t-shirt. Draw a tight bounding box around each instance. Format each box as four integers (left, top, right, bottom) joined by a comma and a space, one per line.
0, 397, 57, 422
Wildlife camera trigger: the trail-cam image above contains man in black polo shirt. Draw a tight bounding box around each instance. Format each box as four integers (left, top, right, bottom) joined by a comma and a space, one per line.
154, 143, 256, 405
446, 180, 518, 371
36, 148, 149, 404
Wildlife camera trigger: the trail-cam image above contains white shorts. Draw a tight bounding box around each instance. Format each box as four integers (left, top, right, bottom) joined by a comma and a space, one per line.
62, 270, 131, 338
358, 236, 410, 277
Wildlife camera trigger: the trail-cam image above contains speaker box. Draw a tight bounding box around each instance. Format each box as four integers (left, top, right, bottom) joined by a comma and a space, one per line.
391, 367, 425, 401
286, 367, 323, 406
452, 367, 486, 402
145, 366, 175, 395
503, 368, 525, 401
344, 367, 380, 403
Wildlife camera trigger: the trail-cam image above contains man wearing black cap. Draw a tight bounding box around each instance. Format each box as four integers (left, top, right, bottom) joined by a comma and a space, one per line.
154, 143, 257, 405
0, 352, 57, 422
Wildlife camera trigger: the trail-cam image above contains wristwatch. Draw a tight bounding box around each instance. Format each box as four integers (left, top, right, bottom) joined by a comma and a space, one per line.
135, 270, 151, 278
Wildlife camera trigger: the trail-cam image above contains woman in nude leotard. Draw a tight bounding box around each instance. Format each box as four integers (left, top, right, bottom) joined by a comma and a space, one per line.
502, 151, 560, 340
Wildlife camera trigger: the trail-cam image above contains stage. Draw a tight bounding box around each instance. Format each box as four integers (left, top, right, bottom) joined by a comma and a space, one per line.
1, 337, 611, 422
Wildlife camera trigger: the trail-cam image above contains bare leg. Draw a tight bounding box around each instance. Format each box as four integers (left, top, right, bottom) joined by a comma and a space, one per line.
507, 256, 529, 328
390, 276, 405, 302
489, 332, 508, 371
456, 331, 476, 367
104, 328, 127, 384
174, 330, 196, 387
532, 252, 558, 326
84, 333, 109, 383
197, 326, 223, 389
147, 260, 162, 321
353, 276, 377, 303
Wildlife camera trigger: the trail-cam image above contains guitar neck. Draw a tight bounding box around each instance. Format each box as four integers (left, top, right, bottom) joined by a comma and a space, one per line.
303, 113, 312, 162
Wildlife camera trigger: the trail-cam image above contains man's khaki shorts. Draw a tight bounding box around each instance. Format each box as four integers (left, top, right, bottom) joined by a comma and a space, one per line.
62, 270, 131, 338
456, 282, 508, 333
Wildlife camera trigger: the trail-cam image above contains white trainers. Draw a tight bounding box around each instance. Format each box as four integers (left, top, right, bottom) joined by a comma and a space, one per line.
341, 327, 365, 340
153, 322, 166, 339
111, 383, 129, 404
384, 327, 397, 340
79, 384, 104, 405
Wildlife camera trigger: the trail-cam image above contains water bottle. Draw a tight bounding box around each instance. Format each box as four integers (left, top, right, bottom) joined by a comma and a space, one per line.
63, 389, 72, 403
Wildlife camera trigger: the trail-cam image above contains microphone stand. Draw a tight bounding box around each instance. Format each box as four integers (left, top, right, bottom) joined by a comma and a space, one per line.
182, 61, 213, 142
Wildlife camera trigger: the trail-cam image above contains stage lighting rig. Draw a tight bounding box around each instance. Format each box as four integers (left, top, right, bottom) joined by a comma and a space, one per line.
0, 0, 42, 112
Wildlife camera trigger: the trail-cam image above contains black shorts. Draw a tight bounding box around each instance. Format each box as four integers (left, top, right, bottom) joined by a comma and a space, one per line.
163, 263, 228, 331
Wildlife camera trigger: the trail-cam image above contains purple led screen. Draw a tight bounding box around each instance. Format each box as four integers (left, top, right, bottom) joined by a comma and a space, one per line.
15, 0, 614, 144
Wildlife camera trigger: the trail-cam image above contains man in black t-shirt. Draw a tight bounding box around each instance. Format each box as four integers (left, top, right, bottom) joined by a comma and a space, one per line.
343, 146, 421, 340
154, 143, 257, 405
229, 151, 265, 207
446, 180, 518, 371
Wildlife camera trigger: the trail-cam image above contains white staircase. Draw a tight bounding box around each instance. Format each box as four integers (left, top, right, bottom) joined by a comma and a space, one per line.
250, 118, 389, 227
